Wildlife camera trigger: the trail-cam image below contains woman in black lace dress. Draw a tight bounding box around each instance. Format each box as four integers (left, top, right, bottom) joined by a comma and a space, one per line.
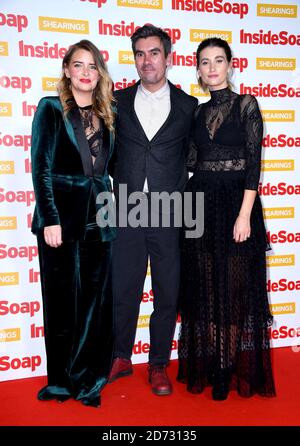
31, 40, 115, 407
177, 38, 276, 400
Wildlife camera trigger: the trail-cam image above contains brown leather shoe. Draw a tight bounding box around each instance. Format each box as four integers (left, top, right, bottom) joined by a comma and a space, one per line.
108, 358, 133, 383
148, 365, 172, 396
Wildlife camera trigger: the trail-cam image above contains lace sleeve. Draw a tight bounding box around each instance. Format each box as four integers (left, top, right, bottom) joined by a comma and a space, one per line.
185, 105, 202, 172
242, 95, 263, 190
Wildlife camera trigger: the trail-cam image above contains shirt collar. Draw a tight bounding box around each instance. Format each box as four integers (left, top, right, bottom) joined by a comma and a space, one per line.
138, 80, 170, 98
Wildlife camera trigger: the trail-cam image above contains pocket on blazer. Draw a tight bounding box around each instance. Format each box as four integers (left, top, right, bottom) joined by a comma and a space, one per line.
52, 174, 73, 192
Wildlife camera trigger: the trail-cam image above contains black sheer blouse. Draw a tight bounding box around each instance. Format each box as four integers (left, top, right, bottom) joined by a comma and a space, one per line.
187, 87, 263, 190
78, 105, 103, 163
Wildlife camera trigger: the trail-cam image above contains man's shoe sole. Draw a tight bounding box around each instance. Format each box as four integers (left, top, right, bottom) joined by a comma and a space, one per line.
108, 369, 133, 384
151, 387, 172, 396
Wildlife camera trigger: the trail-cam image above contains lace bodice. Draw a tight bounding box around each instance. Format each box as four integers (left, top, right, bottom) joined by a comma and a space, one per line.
78, 105, 103, 160
187, 87, 263, 190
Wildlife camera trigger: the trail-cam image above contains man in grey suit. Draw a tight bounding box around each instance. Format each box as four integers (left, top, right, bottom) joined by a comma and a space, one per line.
109, 24, 198, 395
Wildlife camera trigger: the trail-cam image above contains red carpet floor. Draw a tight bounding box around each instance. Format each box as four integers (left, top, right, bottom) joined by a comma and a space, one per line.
0, 347, 299, 427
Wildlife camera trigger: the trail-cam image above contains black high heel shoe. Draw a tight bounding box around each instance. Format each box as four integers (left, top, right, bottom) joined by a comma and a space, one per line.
56, 395, 71, 403
81, 394, 101, 408
37, 385, 71, 402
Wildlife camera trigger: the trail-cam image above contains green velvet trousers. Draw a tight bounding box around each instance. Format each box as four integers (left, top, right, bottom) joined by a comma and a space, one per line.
37, 235, 113, 407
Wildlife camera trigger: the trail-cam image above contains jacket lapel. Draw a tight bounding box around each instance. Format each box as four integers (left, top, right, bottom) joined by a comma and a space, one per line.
50, 97, 80, 151
93, 122, 110, 175
62, 113, 80, 153
121, 81, 151, 142
67, 107, 93, 177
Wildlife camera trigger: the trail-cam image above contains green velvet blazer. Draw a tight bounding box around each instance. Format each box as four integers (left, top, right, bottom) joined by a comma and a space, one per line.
31, 96, 116, 242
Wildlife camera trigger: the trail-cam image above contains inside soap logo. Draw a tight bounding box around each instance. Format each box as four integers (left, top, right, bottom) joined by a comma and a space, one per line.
0, 13, 28, 32
172, 0, 248, 19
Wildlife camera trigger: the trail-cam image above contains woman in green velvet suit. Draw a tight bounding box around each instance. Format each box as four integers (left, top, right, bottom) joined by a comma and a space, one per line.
31, 40, 116, 407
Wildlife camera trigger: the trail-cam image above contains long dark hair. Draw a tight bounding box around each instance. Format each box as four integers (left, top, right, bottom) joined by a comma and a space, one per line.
196, 38, 233, 90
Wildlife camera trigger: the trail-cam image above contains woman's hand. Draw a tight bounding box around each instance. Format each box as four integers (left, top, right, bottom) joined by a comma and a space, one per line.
44, 225, 62, 248
233, 215, 250, 243
233, 189, 256, 243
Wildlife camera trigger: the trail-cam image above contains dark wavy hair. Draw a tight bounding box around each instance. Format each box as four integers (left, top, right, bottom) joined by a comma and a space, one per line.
131, 24, 171, 57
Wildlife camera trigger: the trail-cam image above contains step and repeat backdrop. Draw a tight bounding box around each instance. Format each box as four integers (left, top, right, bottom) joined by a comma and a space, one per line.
0, 0, 299, 381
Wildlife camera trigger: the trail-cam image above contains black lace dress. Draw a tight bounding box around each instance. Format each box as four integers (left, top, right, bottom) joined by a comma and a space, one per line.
177, 87, 276, 399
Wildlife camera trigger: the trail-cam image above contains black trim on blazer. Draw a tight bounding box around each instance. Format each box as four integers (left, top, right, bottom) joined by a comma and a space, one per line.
68, 107, 110, 177
93, 122, 110, 176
